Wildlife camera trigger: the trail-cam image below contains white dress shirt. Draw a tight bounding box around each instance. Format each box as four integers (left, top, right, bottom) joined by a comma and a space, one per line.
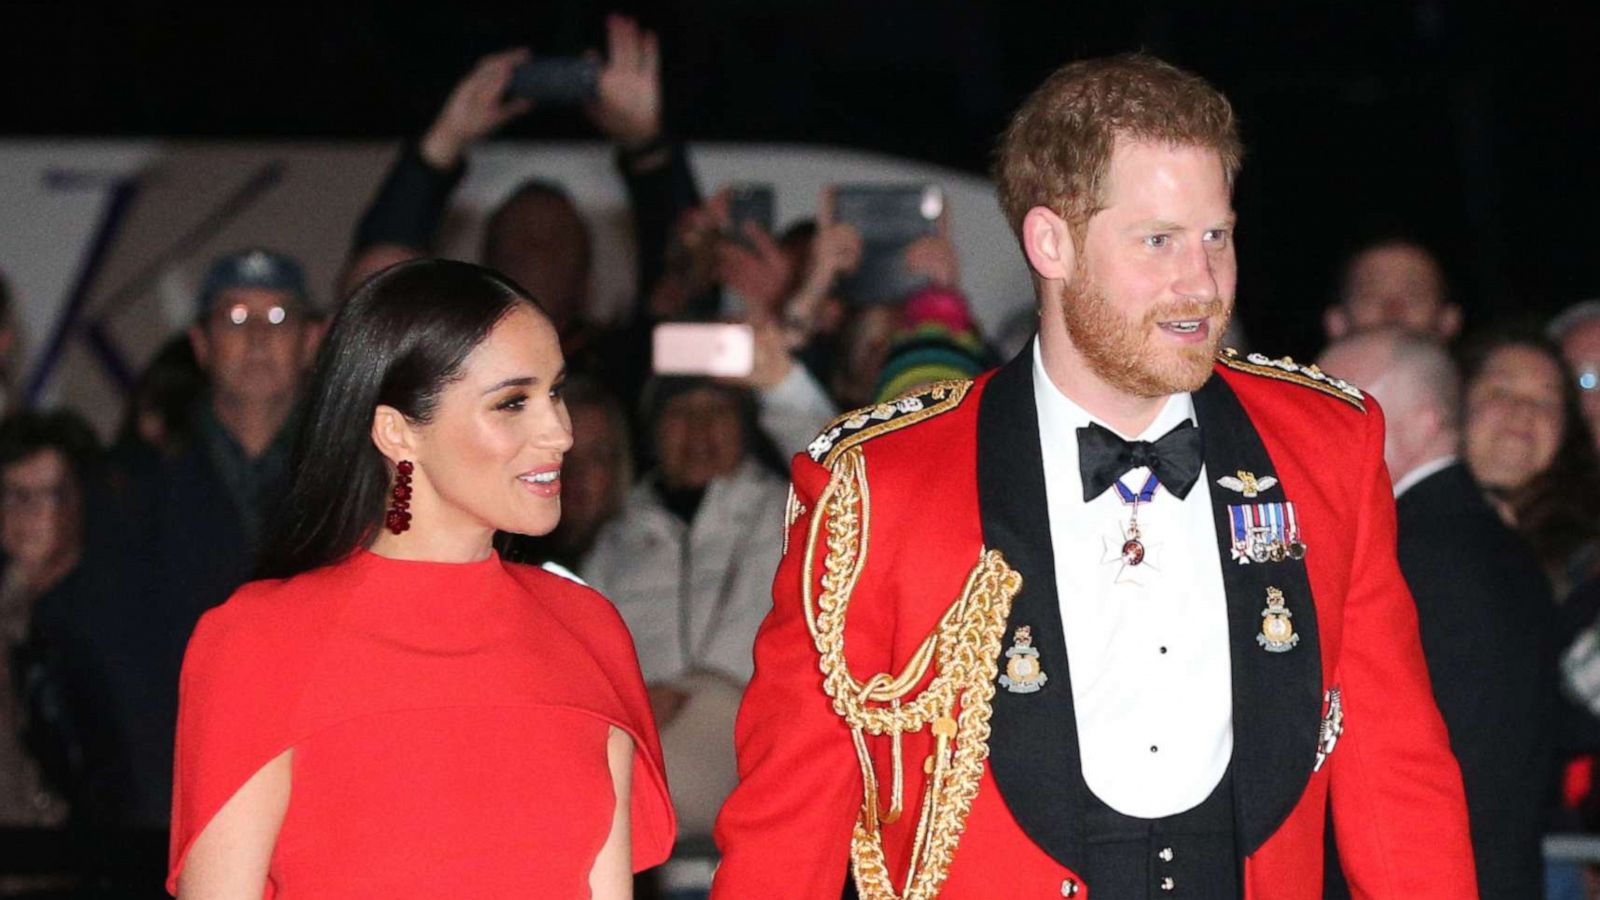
1032, 344, 1233, 818
1393, 454, 1458, 499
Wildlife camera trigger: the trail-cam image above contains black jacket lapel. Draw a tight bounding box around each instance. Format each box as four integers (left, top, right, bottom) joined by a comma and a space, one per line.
980, 343, 1087, 867
1193, 375, 1323, 855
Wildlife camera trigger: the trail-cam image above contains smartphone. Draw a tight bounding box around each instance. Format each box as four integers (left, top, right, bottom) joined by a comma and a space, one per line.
652, 323, 755, 378
723, 183, 775, 250
505, 58, 601, 104
832, 184, 944, 305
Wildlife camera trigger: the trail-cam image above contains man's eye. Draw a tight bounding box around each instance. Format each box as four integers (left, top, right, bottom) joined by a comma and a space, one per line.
1144, 234, 1170, 249
1204, 229, 1230, 247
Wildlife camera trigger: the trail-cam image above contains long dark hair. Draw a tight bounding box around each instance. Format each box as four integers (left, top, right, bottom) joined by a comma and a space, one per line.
1459, 323, 1600, 593
257, 259, 537, 580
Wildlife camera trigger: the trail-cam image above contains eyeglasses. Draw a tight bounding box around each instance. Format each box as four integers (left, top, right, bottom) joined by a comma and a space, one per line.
1578, 368, 1599, 393
213, 303, 299, 329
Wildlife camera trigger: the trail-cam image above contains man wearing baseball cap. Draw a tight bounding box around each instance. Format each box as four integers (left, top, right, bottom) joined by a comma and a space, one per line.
36, 248, 319, 827
186, 248, 318, 547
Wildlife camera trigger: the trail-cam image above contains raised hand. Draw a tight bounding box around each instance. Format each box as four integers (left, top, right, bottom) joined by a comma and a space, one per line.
717, 222, 794, 323
420, 48, 533, 170
587, 14, 662, 150
902, 234, 960, 289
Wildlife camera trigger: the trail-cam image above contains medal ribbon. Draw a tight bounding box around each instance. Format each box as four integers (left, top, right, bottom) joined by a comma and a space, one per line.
1230, 504, 1249, 549
1112, 473, 1160, 505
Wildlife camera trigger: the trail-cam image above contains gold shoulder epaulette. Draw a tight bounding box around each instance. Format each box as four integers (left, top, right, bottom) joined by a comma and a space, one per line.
1217, 348, 1365, 412
807, 379, 973, 467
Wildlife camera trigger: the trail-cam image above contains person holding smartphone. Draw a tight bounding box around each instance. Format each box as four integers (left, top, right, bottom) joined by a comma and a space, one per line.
580, 374, 787, 844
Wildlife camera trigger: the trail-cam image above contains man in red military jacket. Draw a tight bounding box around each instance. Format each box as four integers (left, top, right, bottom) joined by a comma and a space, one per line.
711, 54, 1476, 899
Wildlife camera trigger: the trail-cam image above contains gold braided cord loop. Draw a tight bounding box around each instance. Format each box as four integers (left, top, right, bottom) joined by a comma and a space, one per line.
801, 446, 1021, 899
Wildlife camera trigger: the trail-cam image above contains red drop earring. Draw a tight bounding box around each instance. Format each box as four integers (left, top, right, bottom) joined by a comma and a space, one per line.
386, 460, 414, 535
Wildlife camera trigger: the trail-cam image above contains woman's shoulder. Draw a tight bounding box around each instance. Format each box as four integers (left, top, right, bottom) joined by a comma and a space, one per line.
503, 561, 639, 657
183, 563, 351, 681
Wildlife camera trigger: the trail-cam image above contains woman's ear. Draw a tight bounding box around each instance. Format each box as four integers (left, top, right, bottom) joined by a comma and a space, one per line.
1021, 206, 1077, 282
370, 405, 418, 465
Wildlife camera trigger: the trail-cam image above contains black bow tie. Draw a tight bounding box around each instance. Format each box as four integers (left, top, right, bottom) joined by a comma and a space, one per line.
1076, 420, 1204, 502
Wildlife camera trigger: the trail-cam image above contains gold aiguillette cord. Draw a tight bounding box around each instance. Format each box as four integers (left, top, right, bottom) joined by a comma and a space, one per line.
801, 447, 1021, 898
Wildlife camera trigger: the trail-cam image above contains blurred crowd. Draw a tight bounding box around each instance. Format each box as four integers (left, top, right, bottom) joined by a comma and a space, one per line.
2, 14, 1600, 899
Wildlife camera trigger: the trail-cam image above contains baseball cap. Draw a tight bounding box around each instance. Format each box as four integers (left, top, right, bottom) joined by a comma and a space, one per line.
196, 248, 310, 319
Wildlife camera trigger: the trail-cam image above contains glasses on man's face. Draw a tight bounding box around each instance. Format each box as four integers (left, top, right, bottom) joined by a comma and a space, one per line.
1577, 367, 1599, 393
214, 303, 297, 329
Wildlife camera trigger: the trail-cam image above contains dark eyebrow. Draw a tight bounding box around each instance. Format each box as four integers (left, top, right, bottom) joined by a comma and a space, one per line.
482, 376, 536, 395
480, 366, 566, 395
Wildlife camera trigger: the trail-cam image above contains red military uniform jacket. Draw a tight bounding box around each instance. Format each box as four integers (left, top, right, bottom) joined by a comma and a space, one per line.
710, 345, 1476, 899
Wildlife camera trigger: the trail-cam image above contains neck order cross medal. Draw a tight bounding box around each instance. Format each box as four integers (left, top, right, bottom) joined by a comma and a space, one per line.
1102, 473, 1161, 585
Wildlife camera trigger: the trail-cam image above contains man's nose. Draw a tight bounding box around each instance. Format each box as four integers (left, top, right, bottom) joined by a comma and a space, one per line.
1173, 244, 1219, 302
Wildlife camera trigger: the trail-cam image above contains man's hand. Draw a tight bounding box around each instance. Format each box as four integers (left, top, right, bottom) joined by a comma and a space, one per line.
805, 221, 865, 291
782, 190, 864, 341
718, 222, 794, 322
719, 318, 796, 392
420, 48, 532, 170
587, 14, 662, 150
902, 233, 960, 289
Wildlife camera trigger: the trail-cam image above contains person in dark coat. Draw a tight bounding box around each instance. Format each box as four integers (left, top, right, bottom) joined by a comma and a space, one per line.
30, 248, 317, 827
1321, 328, 1555, 898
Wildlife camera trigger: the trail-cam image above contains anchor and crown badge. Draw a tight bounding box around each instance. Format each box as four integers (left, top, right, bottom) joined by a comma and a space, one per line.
998, 626, 1048, 693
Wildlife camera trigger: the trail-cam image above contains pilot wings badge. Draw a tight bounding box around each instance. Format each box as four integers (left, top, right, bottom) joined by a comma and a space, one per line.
1217, 470, 1278, 498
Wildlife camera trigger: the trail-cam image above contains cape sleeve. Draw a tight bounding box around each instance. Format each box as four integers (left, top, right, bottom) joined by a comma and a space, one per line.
166, 581, 309, 895
532, 571, 678, 872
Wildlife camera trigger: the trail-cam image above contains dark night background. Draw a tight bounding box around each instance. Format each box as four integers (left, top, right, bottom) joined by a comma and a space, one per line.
3, 0, 1596, 358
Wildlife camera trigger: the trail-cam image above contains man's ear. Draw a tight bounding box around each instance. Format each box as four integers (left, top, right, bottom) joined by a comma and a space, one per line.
188, 324, 212, 371
371, 405, 418, 466
1021, 206, 1077, 282
1323, 306, 1350, 341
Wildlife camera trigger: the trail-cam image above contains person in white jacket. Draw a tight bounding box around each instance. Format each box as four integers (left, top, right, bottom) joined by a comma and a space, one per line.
581, 377, 789, 838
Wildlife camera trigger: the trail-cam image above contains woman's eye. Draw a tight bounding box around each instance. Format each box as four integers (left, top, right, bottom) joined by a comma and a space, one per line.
550, 381, 566, 401
495, 393, 528, 412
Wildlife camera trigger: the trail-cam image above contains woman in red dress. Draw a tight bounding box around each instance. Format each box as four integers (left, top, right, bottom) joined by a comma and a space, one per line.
167, 259, 674, 898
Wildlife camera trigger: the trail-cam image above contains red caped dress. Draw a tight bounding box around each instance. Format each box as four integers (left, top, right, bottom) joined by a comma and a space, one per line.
167, 550, 675, 898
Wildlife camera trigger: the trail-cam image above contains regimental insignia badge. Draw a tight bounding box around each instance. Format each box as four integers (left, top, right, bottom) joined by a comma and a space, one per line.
1216, 470, 1278, 498
998, 625, 1047, 694
1257, 587, 1299, 652
1228, 501, 1307, 564
1314, 686, 1344, 772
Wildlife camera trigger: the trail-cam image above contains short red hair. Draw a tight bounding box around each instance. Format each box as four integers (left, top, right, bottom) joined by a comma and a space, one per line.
994, 53, 1243, 242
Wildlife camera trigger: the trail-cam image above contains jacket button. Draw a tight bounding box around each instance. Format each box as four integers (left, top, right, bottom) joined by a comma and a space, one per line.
1158, 846, 1174, 862
1061, 877, 1080, 896
1161, 876, 1176, 891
